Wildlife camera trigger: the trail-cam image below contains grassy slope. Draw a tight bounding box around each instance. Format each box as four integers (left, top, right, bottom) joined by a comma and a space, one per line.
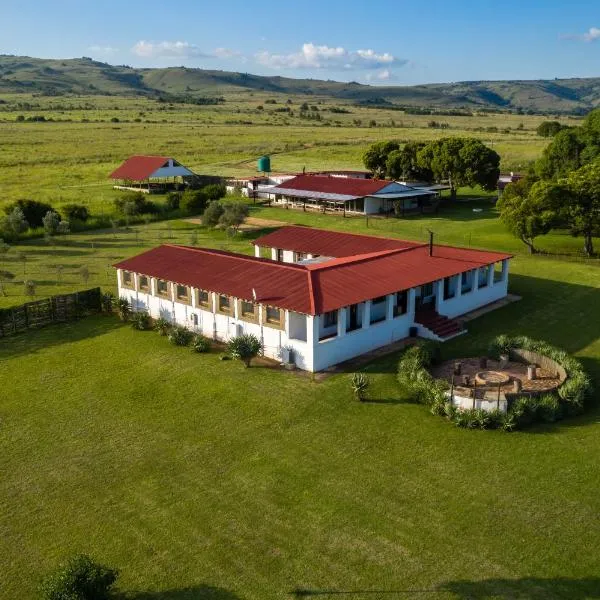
2, 55, 600, 112
1, 205, 600, 599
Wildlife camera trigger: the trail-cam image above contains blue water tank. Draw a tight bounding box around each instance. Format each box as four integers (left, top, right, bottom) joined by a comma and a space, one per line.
257, 155, 271, 173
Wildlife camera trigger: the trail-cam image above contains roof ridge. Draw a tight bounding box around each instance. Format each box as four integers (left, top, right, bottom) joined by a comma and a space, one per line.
163, 244, 307, 271
306, 245, 427, 271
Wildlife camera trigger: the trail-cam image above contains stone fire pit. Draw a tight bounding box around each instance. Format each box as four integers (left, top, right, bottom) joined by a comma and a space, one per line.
475, 370, 511, 386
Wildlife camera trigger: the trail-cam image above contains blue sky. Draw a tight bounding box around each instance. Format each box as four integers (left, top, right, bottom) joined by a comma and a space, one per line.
3, 0, 600, 85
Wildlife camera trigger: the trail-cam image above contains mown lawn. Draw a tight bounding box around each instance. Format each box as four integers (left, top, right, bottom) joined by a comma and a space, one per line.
1, 204, 600, 599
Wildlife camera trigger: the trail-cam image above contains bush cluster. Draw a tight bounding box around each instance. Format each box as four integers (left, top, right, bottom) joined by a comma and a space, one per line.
399, 335, 592, 432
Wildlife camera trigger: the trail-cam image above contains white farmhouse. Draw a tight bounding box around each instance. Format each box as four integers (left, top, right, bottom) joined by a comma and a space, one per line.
115, 226, 512, 372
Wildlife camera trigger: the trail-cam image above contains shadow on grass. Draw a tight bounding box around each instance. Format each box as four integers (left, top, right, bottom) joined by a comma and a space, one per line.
122, 585, 243, 599
291, 576, 600, 598
0, 315, 123, 361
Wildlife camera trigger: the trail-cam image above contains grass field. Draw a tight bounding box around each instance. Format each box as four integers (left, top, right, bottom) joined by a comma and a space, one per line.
0, 91, 566, 217
1, 201, 600, 599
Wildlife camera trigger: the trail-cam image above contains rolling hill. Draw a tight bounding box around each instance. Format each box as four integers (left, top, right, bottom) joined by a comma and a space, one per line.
1, 54, 599, 114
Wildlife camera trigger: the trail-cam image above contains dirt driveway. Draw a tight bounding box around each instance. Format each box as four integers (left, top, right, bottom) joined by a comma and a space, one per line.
184, 216, 289, 231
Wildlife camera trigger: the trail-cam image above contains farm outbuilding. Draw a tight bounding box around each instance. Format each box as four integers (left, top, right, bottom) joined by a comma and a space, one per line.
110, 155, 196, 193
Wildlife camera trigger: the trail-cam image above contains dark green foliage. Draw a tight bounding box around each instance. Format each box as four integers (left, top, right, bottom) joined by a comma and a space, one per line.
165, 192, 181, 211
116, 297, 130, 322
497, 176, 561, 254
536, 121, 564, 137
113, 192, 157, 216
385, 142, 432, 181
350, 372, 370, 401
537, 393, 562, 423
202, 201, 225, 227
362, 140, 400, 177
4, 199, 53, 228
227, 334, 263, 367
39, 554, 118, 600
535, 127, 586, 180
417, 137, 500, 198
100, 292, 113, 313
397, 344, 448, 405
168, 325, 193, 346
202, 183, 226, 202
130, 310, 151, 330
62, 204, 89, 222
181, 189, 208, 215
191, 334, 211, 353
153, 317, 172, 336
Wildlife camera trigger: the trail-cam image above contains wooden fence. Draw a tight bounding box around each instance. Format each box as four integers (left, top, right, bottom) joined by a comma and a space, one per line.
0, 287, 102, 338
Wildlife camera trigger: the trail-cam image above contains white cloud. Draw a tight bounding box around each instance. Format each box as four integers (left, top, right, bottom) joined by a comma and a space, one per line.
88, 45, 118, 55
562, 27, 600, 42
132, 40, 209, 59
582, 27, 600, 41
255, 42, 406, 71
213, 47, 242, 59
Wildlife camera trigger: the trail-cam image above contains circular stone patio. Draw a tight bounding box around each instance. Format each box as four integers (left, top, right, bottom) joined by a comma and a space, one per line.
430, 357, 562, 396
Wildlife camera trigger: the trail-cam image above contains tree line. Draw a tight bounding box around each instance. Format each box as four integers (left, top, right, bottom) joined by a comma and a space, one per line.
499, 108, 600, 256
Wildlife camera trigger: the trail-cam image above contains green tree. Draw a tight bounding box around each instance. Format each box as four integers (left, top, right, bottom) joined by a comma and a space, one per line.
181, 189, 208, 215
2, 206, 28, 238
42, 210, 61, 237
385, 142, 432, 181
39, 554, 118, 600
219, 201, 249, 235
202, 183, 226, 201
535, 127, 586, 180
497, 177, 561, 254
536, 121, 564, 138
563, 160, 600, 256
227, 334, 263, 367
4, 199, 53, 228
202, 201, 225, 227
417, 137, 500, 199
62, 203, 89, 222
362, 140, 399, 177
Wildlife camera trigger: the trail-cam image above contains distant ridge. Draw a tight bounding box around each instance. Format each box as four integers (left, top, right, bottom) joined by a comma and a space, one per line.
1, 54, 599, 114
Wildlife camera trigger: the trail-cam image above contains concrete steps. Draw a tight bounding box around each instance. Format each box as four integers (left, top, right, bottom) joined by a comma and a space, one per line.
415, 308, 465, 340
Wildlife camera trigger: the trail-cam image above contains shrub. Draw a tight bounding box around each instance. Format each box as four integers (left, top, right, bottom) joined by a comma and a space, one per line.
191, 334, 211, 353
350, 372, 370, 401
510, 396, 540, 428
101, 292, 114, 313
227, 334, 263, 367
203, 182, 226, 201
116, 297, 130, 322
40, 554, 118, 600
202, 201, 225, 227
4, 199, 53, 228
168, 325, 193, 346
219, 201, 249, 235
114, 192, 156, 216
537, 393, 562, 423
131, 311, 151, 330
165, 191, 181, 211
181, 189, 208, 215
62, 204, 89, 222
154, 317, 171, 336
24, 280, 36, 297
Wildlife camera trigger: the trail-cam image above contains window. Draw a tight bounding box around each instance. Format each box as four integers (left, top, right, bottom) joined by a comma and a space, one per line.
461, 271, 473, 293
156, 279, 169, 297
122, 270, 134, 288
421, 282, 434, 298
240, 300, 256, 319
478, 266, 489, 288
372, 295, 386, 305
276, 249, 283, 262
138, 275, 149, 291
176, 284, 189, 302
393, 291, 408, 317
218, 294, 231, 313
324, 310, 338, 328
296, 252, 307, 262
494, 261, 505, 283
265, 306, 281, 325
443, 276, 456, 300
196, 289, 210, 308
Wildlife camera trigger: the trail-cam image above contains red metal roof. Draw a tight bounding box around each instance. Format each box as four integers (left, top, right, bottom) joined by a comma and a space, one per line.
114, 245, 314, 314
270, 174, 392, 197
253, 225, 422, 257
110, 155, 171, 181
114, 234, 512, 316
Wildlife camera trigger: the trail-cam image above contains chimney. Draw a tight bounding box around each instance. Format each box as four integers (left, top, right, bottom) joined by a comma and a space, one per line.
428, 229, 434, 256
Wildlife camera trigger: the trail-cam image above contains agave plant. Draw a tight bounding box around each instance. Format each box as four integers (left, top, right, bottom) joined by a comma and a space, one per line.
350, 372, 370, 402
153, 317, 172, 336
116, 297, 130, 322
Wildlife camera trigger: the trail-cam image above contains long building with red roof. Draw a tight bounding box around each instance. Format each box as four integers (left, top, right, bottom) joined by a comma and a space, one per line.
115, 226, 512, 372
